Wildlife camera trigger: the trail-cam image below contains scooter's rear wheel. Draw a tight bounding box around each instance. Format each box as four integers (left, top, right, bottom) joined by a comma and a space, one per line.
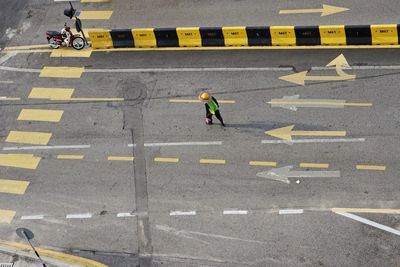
48, 37, 60, 49
72, 37, 85, 50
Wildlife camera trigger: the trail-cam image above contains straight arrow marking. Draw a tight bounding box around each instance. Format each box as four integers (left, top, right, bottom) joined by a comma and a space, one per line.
279, 4, 349, 17
265, 125, 346, 141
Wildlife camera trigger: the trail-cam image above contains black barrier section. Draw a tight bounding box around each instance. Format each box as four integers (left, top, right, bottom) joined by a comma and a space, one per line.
200, 28, 224, 46
246, 26, 271, 46
345, 25, 372, 45
154, 28, 179, 47
110, 29, 134, 48
295, 26, 321, 46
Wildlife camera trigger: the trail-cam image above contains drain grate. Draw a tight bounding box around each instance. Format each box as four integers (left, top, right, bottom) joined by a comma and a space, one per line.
0, 263, 13, 267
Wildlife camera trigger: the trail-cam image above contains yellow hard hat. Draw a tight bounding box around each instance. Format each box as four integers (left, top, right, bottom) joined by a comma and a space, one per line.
199, 92, 210, 101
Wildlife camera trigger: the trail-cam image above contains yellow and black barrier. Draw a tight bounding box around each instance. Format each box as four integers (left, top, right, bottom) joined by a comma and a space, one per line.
89, 24, 400, 49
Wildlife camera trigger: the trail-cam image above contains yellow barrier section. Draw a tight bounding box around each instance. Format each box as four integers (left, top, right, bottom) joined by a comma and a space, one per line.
89, 30, 113, 49
176, 27, 202, 47
132, 28, 157, 48
319, 25, 346, 45
371, 24, 398, 45
270, 26, 296, 46
222, 26, 248, 46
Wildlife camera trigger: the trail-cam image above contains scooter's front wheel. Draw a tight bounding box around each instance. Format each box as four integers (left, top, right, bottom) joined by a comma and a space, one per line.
72, 37, 85, 50
48, 37, 60, 49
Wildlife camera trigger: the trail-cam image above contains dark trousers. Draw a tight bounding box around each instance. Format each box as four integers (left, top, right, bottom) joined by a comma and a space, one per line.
206, 110, 225, 126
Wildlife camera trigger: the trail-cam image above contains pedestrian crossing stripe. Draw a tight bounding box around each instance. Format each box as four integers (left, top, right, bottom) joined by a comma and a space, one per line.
76, 11, 113, 20
0, 154, 41, 169
18, 109, 64, 122
6, 131, 52, 145
0, 179, 29, 195
0, 209, 16, 224
39, 67, 84, 78
50, 49, 92, 58
29, 87, 74, 100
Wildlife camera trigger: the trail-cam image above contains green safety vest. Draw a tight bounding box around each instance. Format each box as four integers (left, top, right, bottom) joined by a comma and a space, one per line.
207, 98, 219, 115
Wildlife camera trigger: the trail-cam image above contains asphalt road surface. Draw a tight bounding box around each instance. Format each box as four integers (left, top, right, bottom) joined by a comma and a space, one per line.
0, 1, 400, 267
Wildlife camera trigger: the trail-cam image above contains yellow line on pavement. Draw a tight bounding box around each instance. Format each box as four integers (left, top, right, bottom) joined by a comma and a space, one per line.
29, 87, 74, 100
200, 159, 226, 165
50, 49, 92, 58
77, 11, 113, 20
39, 67, 84, 78
0, 179, 29, 195
70, 98, 124, 101
0, 154, 41, 169
300, 163, 329, 169
0, 240, 108, 266
249, 161, 277, 167
108, 156, 134, 161
332, 208, 400, 214
3, 44, 49, 51
154, 157, 179, 163
6, 131, 52, 145
356, 165, 386, 171
57, 155, 84, 160
0, 97, 20, 101
0, 210, 16, 224
169, 99, 235, 104
18, 109, 64, 122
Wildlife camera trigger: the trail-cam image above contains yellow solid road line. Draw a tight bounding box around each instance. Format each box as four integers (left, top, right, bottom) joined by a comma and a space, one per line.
18, 109, 64, 122
154, 157, 179, 163
300, 163, 329, 169
6, 131, 52, 145
29, 87, 74, 100
200, 159, 226, 165
39, 67, 85, 78
0, 97, 20, 101
169, 99, 236, 104
0, 210, 16, 224
0, 154, 41, 170
108, 156, 134, 161
50, 49, 92, 58
332, 208, 400, 214
0, 240, 108, 267
249, 161, 277, 167
0, 179, 29, 195
57, 155, 84, 160
69, 98, 124, 101
77, 11, 113, 20
356, 165, 386, 171
3, 44, 49, 51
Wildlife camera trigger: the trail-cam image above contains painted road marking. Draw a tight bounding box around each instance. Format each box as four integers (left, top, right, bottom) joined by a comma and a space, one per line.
356, 165, 386, 171
261, 137, 365, 144
117, 212, 136, 217
77, 11, 113, 20
50, 49, 92, 58
66, 213, 92, 219
0, 179, 29, 195
279, 209, 304, 215
169, 99, 235, 104
6, 131, 52, 145
332, 208, 400, 214
0, 209, 15, 224
57, 155, 84, 160
0, 81, 14, 84
3, 145, 90, 151
170, 211, 196, 216
154, 157, 179, 163
300, 163, 329, 169
39, 67, 84, 78
335, 211, 400, 236
84, 67, 293, 73
0, 97, 20, 101
279, 4, 349, 17
21, 215, 44, 220
108, 156, 134, 161
265, 125, 346, 142
17, 109, 64, 122
29, 87, 74, 100
130, 141, 223, 147
223, 210, 248, 215
0, 154, 41, 169
200, 159, 226, 165
249, 161, 277, 167
80, 0, 112, 3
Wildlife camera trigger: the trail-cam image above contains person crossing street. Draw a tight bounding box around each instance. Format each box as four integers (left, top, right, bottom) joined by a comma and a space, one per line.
199, 91, 225, 126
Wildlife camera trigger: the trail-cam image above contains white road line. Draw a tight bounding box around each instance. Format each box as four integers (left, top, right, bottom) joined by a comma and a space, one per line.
66, 213, 92, 219
335, 212, 400, 236
312, 65, 400, 70
261, 138, 366, 144
21, 215, 44, 220
170, 211, 197, 216
2, 145, 91, 151
117, 212, 136, 217
279, 209, 304, 215
132, 141, 223, 147
223, 210, 248, 215
85, 67, 293, 73
0, 81, 13, 84
0, 52, 16, 65
0, 66, 40, 73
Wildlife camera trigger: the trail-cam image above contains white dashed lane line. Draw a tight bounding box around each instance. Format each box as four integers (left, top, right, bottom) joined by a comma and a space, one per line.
66, 213, 93, 219
169, 211, 197, 216
278, 209, 304, 215
21, 215, 44, 220
117, 212, 136, 217
223, 210, 249, 215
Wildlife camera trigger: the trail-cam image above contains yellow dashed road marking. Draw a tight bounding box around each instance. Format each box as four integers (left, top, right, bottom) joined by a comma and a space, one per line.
200, 159, 226, 165
300, 163, 329, 169
0, 154, 41, 169
18, 109, 64, 122
77, 11, 113, 20
0, 179, 29, 195
29, 87, 74, 100
50, 49, 92, 58
154, 157, 179, 163
169, 99, 235, 104
0, 209, 16, 224
108, 156, 134, 161
57, 155, 84, 160
249, 161, 277, 167
356, 165, 386, 171
6, 131, 52, 145
39, 67, 84, 78
332, 208, 400, 214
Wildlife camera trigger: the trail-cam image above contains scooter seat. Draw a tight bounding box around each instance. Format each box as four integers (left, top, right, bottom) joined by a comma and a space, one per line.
47, 31, 62, 36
